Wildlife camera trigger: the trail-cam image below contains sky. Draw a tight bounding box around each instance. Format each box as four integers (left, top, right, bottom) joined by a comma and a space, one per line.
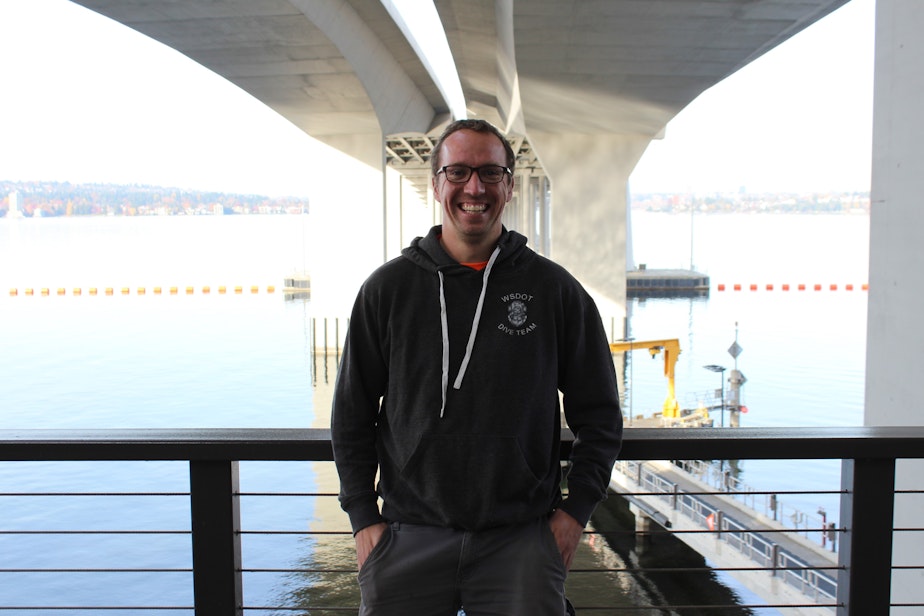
0, 0, 875, 198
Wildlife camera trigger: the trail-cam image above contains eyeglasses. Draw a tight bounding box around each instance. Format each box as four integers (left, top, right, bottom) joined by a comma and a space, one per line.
436, 164, 512, 184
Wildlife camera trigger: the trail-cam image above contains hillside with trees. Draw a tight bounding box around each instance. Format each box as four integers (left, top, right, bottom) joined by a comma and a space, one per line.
0, 180, 309, 217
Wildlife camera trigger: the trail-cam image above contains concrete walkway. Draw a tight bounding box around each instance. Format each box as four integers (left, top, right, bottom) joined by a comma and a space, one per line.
610, 459, 839, 615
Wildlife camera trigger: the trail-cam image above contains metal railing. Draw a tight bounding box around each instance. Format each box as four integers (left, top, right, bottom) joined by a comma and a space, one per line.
614, 458, 839, 604
673, 458, 836, 545
1, 426, 922, 615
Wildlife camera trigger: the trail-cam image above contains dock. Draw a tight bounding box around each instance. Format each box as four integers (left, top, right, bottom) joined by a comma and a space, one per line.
283, 275, 310, 300
627, 266, 709, 297
611, 458, 838, 613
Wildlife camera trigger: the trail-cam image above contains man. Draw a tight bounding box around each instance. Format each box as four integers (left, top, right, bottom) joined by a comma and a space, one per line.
331, 119, 623, 615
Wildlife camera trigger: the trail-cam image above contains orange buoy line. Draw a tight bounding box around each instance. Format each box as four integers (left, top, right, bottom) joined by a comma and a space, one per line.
9, 285, 277, 296
716, 283, 868, 291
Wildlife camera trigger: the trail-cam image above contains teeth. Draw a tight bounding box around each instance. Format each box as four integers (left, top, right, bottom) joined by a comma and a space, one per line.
461, 204, 487, 212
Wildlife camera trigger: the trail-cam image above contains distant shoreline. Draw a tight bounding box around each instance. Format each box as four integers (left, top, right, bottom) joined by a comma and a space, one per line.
630, 191, 869, 215
2, 179, 867, 218
1, 179, 309, 218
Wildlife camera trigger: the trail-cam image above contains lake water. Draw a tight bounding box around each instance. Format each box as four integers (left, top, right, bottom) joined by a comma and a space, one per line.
0, 211, 869, 613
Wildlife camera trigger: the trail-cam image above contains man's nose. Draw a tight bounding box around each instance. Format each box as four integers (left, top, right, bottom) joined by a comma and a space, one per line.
464, 171, 485, 192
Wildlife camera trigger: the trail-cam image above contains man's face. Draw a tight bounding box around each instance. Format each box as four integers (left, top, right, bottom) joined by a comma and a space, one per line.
432, 129, 513, 248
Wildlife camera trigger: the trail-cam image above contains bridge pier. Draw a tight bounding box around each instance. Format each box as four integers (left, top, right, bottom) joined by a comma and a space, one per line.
634, 509, 654, 535
526, 131, 650, 311
866, 0, 924, 608
628, 505, 657, 552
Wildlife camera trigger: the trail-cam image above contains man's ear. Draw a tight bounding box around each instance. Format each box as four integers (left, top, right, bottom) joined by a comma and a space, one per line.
432, 174, 442, 203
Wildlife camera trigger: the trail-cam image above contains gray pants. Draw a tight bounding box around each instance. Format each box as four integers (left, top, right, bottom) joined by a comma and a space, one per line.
358, 517, 568, 616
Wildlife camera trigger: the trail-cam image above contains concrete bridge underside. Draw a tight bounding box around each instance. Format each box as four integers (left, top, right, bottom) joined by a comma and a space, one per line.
71, 0, 849, 309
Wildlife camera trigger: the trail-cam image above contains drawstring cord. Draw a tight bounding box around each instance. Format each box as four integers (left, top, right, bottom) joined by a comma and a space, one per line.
438, 245, 502, 418
438, 270, 450, 417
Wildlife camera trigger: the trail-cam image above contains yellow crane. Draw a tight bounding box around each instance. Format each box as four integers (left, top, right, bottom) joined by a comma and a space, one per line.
610, 338, 682, 419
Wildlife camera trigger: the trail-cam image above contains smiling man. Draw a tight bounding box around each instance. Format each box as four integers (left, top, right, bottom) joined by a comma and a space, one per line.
331, 119, 623, 615
431, 124, 513, 262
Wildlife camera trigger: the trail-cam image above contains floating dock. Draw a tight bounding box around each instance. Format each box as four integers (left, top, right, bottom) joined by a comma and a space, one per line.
627, 266, 709, 297
283, 275, 310, 300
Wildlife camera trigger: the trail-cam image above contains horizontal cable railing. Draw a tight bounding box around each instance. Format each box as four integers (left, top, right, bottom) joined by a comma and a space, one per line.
0, 427, 922, 614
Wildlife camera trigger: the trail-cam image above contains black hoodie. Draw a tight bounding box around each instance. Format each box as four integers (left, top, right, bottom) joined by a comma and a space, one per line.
332, 226, 623, 534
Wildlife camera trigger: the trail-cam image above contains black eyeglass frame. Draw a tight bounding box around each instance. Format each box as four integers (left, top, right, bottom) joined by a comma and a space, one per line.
436, 164, 513, 184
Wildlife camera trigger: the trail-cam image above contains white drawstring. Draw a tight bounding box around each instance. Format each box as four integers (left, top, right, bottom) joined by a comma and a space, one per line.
454, 246, 501, 391
438, 270, 450, 418
437, 246, 502, 417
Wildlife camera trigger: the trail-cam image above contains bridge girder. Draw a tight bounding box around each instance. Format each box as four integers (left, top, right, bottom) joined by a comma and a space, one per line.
71, 0, 849, 159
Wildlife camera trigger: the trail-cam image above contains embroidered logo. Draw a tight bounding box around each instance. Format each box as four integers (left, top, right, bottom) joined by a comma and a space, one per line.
507, 300, 528, 327
498, 292, 537, 336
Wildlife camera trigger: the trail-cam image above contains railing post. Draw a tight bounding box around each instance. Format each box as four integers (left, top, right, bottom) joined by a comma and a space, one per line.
190, 460, 243, 616
836, 458, 896, 616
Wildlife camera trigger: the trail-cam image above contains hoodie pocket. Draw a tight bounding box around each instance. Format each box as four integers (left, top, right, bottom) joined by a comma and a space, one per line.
396, 434, 547, 528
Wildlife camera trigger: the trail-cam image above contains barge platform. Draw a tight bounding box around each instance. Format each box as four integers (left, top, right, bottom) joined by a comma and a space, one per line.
627, 266, 709, 297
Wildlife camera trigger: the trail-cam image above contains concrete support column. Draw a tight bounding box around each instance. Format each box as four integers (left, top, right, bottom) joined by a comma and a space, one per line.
865, 0, 924, 606
635, 511, 653, 534
526, 132, 650, 317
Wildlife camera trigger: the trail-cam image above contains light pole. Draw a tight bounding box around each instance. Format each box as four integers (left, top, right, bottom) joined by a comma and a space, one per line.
704, 364, 726, 427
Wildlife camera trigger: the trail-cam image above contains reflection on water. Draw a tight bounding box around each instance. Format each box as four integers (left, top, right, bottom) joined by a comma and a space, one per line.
584, 494, 755, 615
263, 490, 754, 615
276, 534, 362, 614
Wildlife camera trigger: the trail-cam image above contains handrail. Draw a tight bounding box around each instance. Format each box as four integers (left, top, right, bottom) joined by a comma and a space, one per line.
3, 425, 923, 461
673, 458, 835, 543
2, 426, 923, 616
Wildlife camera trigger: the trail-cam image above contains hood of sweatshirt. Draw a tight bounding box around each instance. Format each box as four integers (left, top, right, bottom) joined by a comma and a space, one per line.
401, 226, 530, 418
401, 225, 529, 272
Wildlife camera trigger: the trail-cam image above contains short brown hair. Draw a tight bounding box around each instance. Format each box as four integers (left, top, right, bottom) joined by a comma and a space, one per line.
430, 119, 516, 177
